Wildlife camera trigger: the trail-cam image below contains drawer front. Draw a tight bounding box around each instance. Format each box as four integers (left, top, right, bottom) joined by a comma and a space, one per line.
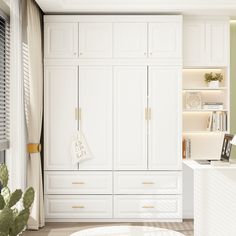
44, 171, 112, 194
45, 195, 112, 219
114, 195, 182, 219
114, 171, 182, 194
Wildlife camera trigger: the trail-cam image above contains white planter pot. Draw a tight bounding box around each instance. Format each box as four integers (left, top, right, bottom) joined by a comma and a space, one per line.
208, 81, 219, 88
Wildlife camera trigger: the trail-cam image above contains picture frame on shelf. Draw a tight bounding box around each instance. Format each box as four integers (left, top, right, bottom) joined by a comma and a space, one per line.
185, 92, 202, 110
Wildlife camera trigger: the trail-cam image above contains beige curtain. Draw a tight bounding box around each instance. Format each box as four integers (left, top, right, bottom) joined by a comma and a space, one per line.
24, 0, 45, 229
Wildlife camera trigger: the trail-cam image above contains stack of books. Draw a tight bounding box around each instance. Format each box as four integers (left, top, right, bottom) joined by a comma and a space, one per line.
202, 102, 224, 110
182, 138, 191, 159
206, 111, 227, 131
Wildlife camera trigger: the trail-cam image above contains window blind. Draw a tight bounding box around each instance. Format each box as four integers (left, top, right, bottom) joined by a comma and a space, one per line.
0, 15, 10, 151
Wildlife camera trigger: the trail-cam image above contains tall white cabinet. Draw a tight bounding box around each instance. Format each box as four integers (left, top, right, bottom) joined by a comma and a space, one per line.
44, 15, 182, 222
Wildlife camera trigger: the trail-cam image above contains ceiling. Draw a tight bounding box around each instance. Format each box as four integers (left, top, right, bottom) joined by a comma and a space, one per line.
35, 0, 236, 16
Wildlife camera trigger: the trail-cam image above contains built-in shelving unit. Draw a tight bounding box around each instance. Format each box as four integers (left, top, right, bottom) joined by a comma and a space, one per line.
182, 68, 230, 160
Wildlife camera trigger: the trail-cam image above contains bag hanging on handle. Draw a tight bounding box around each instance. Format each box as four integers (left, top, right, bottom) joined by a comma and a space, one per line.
71, 130, 93, 164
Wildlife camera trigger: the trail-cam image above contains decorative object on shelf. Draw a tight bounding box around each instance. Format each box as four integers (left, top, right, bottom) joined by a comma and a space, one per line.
182, 138, 191, 159
220, 134, 234, 161
231, 135, 236, 146
204, 72, 223, 88
202, 102, 224, 110
185, 92, 202, 110
0, 164, 35, 236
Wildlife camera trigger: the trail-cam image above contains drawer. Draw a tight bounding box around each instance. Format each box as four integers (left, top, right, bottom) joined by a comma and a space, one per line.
114, 171, 182, 194
44, 171, 112, 194
114, 195, 182, 219
45, 195, 112, 219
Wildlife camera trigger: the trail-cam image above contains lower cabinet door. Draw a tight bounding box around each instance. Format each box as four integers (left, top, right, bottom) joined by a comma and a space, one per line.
114, 195, 182, 219
45, 195, 112, 219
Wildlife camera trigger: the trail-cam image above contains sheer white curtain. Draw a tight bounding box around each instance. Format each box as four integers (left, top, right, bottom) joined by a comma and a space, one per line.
24, 0, 44, 229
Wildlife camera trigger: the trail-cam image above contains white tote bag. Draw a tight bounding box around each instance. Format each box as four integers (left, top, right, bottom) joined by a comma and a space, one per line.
71, 130, 93, 164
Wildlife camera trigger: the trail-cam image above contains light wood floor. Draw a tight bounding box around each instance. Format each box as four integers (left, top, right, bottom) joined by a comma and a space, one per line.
22, 220, 193, 236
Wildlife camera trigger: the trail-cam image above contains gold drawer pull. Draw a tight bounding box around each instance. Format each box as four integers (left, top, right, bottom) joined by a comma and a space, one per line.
142, 205, 155, 209
142, 182, 155, 185
72, 182, 85, 185
72, 205, 84, 209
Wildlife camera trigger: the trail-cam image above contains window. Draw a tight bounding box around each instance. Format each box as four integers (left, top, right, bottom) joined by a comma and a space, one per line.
0, 15, 10, 163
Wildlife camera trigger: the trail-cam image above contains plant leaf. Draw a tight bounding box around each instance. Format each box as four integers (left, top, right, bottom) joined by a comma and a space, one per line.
8, 189, 23, 208
0, 164, 9, 187
23, 187, 35, 209
0, 207, 14, 233
0, 232, 8, 236
0, 195, 5, 210
1, 187, 11, 205
9, 209, 30, 236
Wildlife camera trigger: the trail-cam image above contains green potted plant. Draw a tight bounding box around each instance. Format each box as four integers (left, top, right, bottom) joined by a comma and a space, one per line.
0, 164, 35, 236
204, 72, 223, 88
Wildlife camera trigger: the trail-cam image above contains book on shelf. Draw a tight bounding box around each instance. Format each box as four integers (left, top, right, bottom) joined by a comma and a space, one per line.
182, 138, 191, 159
206, 111, 227, 131
202, 102, 224, 110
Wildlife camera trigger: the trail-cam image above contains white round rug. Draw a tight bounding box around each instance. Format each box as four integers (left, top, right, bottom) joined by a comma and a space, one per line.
71, 226, 185, 236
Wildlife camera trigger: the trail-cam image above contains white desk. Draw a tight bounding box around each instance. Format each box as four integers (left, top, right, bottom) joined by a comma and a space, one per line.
184, 160, 236, 236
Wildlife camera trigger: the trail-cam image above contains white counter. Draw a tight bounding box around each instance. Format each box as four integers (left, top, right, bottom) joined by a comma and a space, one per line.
184, 160, 236, 236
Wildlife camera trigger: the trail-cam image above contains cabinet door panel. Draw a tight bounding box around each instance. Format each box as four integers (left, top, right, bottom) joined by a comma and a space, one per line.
79, 23, 112, 58
183, 21, 205, 66
44, 23, 78, 58
149, 67, 181, 170
79, 67, 112, 170
114, 23, 147, 58
206, 21, 229, 66
149, 22, 181, 59
44, 67, 78, 170
114, 67, 147, 170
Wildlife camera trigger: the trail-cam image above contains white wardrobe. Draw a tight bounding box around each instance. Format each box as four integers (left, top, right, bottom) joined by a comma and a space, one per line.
44, 15, 182, 222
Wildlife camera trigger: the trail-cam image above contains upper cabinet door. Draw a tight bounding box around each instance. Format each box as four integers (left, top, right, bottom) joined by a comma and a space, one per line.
206, 21, 229, 66
79, 66, 113, 170
44, 23, 78, 59
183, 18, 229, 67
183, 20, 205, 66
113, 23, 147, 58
114, 66, 147, 170
148, 66, 182, 170
79, 23, 112, 58
148, 21, 182, 59
44, 67, 78, 170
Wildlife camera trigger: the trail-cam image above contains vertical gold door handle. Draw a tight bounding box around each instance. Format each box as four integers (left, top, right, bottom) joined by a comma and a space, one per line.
75, 108, 81, 120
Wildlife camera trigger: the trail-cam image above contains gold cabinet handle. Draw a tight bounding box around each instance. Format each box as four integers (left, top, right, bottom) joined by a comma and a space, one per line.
142, 182, 155, 185
142, 205, 155, 209
145, 108, 151, 120
72, 182, 85, 185
75, 108, 81, 120
72, 205, 84, 209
